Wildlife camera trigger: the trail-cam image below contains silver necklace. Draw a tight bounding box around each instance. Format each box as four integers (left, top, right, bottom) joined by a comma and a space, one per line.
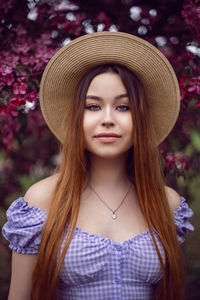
89, 184, 132, 220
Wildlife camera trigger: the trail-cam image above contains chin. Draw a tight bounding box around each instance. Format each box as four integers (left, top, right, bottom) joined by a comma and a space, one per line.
91, 150, 129, 159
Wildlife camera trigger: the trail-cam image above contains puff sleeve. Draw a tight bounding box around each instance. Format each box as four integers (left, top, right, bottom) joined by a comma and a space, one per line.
1, 197, 47, 254
173, 196, 194, 243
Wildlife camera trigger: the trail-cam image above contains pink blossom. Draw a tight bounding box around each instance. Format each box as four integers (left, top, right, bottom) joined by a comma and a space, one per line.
13, 82, 27, 95
174, 50, 195, 71
14, 40, 31, 54
33, 61, 46, 72
1, 121, 16, 150
175, 158, 187, 170
182, 0, 200, 40
0, 61, 13, 75
63, 21, 83, 36
5, 73, 14, 86
164, 153, 188, 172
20, 55, 35, 66
179, 74, 189, 88
197, 5, 200, 18
50, 12, 65, 27
17, 76, 26, 83
2, 53, 19, 67
180, 90, 188, 102
12, 24, 27, 36
0, 73, 14, 86
36, 33, 53, 46
63, 22, 83, 36
96, 11, 111, 29
187, 76, 200, 95
10, 97, 26, 107
75, 13, 86, 23
61, 13, 85, 36
194, 101, 200, 109
33, 46, 58, 71
7, 104, 18, 117
0, 54, 19, 75
27, 91, 38, 103
0, 117, 21, 150
179, 74, 189, 101
34, 45, 55, 64
0, 103, 8, 116
0, 103, 18, 118
164, 153, 176, 171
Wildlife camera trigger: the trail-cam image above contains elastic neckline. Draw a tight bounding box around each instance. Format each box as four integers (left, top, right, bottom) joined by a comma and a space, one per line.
20, 197, 151, 244
72, 226, 151, 245
19, 195, 185, 245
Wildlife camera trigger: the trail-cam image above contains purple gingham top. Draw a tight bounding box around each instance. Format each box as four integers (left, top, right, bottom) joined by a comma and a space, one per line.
2, 196, 194, 300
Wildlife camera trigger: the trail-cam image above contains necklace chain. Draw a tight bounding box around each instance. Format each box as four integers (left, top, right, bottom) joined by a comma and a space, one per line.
88, 184, 132, 220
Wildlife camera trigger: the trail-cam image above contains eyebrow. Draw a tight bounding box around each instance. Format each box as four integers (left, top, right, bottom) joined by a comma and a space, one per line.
86, 94, 129, 101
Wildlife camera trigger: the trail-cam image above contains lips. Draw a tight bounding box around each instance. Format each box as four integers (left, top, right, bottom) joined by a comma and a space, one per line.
94, 133, 121, 143
95, 133, 121, 137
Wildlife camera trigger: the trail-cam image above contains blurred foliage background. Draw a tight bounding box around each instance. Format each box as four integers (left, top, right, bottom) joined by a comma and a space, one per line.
0, 0, 199, 299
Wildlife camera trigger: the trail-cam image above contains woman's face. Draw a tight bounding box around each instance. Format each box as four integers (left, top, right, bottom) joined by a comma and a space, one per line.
83, 72, 133, 159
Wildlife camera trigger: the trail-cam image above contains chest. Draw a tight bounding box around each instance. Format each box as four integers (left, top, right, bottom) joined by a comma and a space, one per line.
76, 189, 148, 242
58, 228, 164, 291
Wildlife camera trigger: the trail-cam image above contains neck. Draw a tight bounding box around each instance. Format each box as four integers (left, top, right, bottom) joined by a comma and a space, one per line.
86, 153, 131, 190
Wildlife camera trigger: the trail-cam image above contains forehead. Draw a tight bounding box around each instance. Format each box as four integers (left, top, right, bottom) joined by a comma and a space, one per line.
86, 72, 127, 96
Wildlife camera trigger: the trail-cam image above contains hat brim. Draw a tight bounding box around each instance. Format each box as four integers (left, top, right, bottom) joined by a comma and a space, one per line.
39, 31, 180, 145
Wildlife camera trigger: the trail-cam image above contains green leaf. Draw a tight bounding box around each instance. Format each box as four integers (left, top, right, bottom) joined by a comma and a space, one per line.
191, 131, 200, 151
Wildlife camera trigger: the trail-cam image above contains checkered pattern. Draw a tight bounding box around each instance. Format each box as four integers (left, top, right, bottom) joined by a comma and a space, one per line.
2, 196, 194, 300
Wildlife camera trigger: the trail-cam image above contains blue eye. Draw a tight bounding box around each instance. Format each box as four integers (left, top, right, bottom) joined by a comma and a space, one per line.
117, 105, 130, 111
85, 105, 101, 111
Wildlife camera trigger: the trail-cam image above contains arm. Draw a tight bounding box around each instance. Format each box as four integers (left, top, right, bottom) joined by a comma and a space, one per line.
6, 174, 58, 300
165, 186, 181, 211
8, 251, 37, 300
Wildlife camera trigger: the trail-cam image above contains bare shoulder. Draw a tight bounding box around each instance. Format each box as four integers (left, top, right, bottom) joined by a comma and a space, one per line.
164, 186, 181, 211
23, 173, 59, 212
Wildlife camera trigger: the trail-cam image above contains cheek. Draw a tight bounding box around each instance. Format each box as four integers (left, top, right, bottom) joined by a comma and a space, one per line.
83, 112, 90, 134
83, 112, 97, 139
130, 122, 134, 135
123, 115, 134, 135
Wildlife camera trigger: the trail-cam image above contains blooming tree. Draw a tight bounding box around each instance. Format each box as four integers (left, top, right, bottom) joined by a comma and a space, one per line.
0, 0, 200, 199
0, 0, 200, 298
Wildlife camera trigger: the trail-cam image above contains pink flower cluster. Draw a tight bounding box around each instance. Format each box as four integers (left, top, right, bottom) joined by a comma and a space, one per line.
0, 116, 21, 150
96, 11, 111, 30
0, 73, 14, 89
0, 0, 199, 184
188, 76, 200, 95
13, 82, 27, 95
164, 153, 189, 176
49, 10, 86, 36
0, 22, 57, 149
0, 53, 19, 76
182, 0, 200, 40
179, 74, 200, 108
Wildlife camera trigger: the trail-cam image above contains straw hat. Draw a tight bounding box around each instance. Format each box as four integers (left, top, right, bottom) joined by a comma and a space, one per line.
39, 31, 180, 145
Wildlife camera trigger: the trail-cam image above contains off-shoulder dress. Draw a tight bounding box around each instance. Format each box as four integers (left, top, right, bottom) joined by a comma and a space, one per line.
2, 196, 194, 300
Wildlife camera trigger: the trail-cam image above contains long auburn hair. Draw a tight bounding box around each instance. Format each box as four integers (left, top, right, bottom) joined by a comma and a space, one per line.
31, 64, 184, 300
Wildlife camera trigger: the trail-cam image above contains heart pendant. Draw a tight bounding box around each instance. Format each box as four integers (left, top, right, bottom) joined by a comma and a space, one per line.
112, 213, 117, 220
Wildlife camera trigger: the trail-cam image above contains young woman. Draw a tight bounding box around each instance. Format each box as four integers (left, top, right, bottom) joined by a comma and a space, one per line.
2, 32, 194, 300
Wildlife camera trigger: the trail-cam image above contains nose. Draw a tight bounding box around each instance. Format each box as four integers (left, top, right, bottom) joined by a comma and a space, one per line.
101, 107, 115, 127
102, 121, 114, 127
